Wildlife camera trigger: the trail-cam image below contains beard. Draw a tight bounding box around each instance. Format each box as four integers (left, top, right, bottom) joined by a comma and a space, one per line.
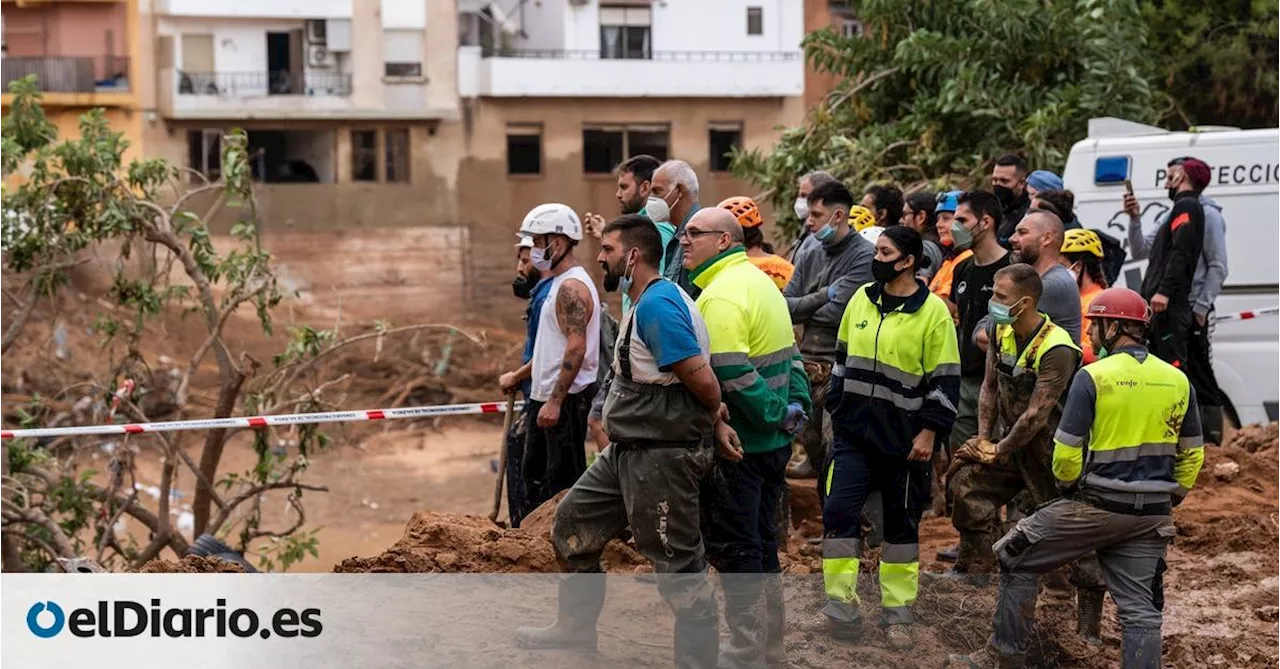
601, 261, 623, 292
1011, 248, 1039, 265
621, 194, 646, 215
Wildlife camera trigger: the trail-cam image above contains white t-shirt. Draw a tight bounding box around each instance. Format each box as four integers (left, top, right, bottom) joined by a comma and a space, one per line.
531, 265, 601, 401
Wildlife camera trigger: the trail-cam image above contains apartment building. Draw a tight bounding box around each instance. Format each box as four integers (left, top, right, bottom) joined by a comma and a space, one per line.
453, 0, 808, 315
1, 0, 143, 163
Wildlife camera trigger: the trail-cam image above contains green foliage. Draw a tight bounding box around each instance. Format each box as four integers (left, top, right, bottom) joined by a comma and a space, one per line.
732, 0, 1163, 241
1140, 0, 1279, 129
253, 528, 321, 573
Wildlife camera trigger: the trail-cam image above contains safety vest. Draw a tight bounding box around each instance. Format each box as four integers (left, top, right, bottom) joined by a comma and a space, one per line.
994, 315, 1081, 379
1079, 352, 1192, 497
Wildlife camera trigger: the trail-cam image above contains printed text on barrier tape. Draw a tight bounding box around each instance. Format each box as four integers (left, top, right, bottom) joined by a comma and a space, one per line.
0, 401, 525, 440
1212, 306, 1280, 323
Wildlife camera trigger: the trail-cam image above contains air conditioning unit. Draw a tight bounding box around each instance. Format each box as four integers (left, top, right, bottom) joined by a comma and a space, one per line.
307, 44, 335, 68
306, 19, 327, 44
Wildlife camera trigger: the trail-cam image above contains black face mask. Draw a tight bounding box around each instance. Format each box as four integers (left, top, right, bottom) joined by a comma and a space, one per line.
872, 257, 908, 284
993, 185, 1019, 209
512, 268, 542, 300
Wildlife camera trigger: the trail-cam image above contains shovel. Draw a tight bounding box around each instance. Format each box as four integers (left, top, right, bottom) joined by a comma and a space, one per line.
489, 394, 517, 525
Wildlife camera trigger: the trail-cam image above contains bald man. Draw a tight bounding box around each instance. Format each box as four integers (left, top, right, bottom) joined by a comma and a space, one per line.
682, 207, 811, 667
1007, 209, 1081, 343
652, 160, 704, 297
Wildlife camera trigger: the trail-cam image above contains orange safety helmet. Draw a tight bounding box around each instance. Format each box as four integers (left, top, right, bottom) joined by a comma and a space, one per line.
1087, 287, 1151, 324
718, 196, 763, 229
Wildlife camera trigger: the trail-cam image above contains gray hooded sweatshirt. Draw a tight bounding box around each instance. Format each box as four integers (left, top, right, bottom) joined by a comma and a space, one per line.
1129, 194, 1229, 317
782, 230, 876, 362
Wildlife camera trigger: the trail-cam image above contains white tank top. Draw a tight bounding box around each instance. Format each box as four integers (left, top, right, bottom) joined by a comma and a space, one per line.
531, 266, 601, 402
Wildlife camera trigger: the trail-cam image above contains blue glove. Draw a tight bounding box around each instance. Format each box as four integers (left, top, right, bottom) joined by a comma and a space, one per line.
782, 402, 808, 436
827, 284, 839, 302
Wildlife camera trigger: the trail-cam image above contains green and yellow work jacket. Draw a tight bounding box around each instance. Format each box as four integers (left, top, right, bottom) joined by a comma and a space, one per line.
691, 248, 811, 453
1052, 344, 1205, 511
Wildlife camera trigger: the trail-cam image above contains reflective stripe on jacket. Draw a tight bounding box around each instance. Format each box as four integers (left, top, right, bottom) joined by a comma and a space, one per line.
1052, 346, 1205, 503
692, 248, 811, 453
829, 280, 960, 455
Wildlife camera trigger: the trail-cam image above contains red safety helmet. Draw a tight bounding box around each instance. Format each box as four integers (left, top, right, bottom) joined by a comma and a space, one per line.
1087, 287, 1152, 324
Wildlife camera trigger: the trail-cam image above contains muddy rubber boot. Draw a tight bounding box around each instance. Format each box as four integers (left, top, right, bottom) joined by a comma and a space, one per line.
515, 574, 605, 650
1121, 627, 1162, 669
717, 577, 766, 669
1076, 588, 1105, 645
762, 574, 788, 668
1200, 405, 1225, 446
990, 572, 1038, 662
675, 610, 720, 669
936, 545, 959, 563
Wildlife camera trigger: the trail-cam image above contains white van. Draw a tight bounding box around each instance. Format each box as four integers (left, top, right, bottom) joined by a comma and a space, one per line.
1064, 118, 1279, 427
1064, 118, 1280, 427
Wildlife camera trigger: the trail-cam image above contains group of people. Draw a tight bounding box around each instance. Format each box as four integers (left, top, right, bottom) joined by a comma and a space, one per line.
497, 152, 1222, 668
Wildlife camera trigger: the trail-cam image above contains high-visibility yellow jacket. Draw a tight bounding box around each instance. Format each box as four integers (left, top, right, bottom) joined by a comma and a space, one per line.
1052, 345, 1205, 505
692, 249, 811, 453
830, 280, 960, 454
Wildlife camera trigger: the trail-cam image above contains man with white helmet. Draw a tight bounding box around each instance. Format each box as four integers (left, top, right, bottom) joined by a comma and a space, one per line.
499, 203, 602, 511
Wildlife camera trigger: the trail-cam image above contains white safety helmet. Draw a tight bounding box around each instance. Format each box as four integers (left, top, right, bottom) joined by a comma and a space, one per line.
518, 203, 583, 242
515, 234, 534, 249
859, 225, 885, 245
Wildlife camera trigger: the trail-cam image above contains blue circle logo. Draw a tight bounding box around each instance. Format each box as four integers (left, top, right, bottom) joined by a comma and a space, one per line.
27, 601, 65, 638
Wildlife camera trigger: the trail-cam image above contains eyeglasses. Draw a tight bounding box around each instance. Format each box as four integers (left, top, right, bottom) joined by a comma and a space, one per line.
677, 228, 724, 241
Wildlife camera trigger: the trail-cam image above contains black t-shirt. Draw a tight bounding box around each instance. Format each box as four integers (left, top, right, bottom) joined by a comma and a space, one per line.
951, 251, 1012, 376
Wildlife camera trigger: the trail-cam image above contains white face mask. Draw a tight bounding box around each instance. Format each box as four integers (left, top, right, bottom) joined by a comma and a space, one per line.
793, 197, 809, 221
1068, 265, 1081, 282
645, 194, 672, 224
531, 245, 553, 271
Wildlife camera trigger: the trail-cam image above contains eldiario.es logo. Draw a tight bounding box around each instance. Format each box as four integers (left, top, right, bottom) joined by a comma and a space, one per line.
27, 599, 322, 639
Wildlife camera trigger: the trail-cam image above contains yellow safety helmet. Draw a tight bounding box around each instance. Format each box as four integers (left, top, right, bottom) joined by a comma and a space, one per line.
1061, 228, 1104, 258
847, 205, 877, 232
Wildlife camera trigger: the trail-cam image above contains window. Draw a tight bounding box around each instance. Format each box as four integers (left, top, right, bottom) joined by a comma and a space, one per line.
583, 125, 669, 174
352, 130, 378, 182
708, 122, 743, 172
385, 128, 410, 183
600, 6, 651, 60
187, 129, 222, 181
507, 124, 543, 176
747, 7, 763, 36
841, 18, 864, 38
384, 29, 423, 77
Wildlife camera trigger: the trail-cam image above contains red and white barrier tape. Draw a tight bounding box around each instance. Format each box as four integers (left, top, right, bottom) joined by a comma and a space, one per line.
1212, 306, 1280, 323
0, 401, 523, 440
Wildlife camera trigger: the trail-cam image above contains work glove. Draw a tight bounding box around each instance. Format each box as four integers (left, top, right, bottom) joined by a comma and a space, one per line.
782, 402, 808, 436
946, 437, 999, 477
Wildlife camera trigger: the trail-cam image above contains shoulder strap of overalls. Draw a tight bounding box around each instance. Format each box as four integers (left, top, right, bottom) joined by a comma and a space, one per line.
618, 278, 663, 382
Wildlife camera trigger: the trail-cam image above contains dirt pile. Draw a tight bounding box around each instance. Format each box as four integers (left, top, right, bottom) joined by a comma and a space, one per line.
333, 511, 558, 573
135, 555, 246, 573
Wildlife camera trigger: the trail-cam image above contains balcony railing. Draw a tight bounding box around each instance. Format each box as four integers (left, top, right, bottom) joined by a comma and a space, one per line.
176, 71, 352, 97
2, 56, 131, 93
481, 49, 802, 62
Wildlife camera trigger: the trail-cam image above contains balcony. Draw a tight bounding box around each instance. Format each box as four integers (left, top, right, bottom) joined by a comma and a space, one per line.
160, 69, 357, 120
457, 47, 804, 98
156, 0, 350, 19
2, 56, 131, 101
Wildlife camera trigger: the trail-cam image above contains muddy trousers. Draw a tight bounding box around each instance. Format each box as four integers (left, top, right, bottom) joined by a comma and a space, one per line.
523, 384, 597, 513
701, 446, 791, 669
504, 406, 532, 527
799, 361, 833, 505
820, 439, 931, 625
550, 441, 719, 668
991, 498, 1174, 668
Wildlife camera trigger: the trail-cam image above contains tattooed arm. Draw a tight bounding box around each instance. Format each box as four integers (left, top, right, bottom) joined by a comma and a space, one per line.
996, 347, 1077, 456
537, 278, 594, 428
976, 323, 999, 442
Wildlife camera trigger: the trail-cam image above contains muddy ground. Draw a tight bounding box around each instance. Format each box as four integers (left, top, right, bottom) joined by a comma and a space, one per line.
325, 424, 1279, 668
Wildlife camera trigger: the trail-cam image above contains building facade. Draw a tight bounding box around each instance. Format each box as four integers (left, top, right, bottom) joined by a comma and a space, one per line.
453, 0, 808, 317
1, 0, 144, 163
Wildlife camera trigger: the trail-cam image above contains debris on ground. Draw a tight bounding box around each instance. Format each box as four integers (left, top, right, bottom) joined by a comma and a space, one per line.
136, 555, 247, 573
1214, 460, 1241, 480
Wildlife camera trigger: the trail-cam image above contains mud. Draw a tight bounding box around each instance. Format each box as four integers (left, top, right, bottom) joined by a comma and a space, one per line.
135, 555, 246, 573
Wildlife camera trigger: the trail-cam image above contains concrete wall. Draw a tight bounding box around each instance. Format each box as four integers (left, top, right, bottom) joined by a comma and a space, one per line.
380, 0, 425, 29
803, 0, 844, 110
2, 3, 128, 60
453, 95, 805, 319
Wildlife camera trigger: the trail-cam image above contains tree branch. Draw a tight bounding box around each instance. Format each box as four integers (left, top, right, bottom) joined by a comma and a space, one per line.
1, 507, 76, 559
206, 482, 328, 537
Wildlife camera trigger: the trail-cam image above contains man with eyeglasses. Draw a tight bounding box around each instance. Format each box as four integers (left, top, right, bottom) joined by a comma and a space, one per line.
682, 207, 811, 668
